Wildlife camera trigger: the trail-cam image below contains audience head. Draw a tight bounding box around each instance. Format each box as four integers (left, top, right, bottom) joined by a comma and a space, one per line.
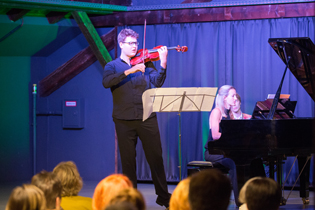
245, 177, 281, 210
109, 188, 145, 210
53, 161, 83, 197
5, 184, 46, 210
92, 174, 133, 210
238, 177, 261, 204
31, 170, 62, 210
189, 169, 231, 210
105, 201, 137, 210
170, 177, 191, 210
215, 85, 236, 117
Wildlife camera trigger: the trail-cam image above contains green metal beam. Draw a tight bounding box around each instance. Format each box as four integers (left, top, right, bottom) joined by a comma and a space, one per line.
72, 11, 112, 68
0, 0, 127, 15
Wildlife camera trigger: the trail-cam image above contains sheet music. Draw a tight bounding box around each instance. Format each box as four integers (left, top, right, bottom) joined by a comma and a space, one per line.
267, 94, 290, 99
142, 87, 217, 121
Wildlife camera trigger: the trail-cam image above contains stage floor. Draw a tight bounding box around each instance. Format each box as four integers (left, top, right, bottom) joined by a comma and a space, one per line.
1, 181, 314, 210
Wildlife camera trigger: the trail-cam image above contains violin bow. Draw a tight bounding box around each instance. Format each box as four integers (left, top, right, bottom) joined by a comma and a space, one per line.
142, 19, 146, 69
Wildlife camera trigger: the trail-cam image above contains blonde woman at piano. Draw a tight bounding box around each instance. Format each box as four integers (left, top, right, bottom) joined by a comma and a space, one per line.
230, 93, 252, 119
204, 85, 240, 206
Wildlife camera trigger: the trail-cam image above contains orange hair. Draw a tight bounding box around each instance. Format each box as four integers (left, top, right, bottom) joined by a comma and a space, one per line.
92, 174, 133, 210
170, 177, 191, 210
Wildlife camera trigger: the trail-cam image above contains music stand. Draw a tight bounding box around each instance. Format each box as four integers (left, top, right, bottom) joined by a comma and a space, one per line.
252, 98, 297, 119
143, 87, 217, 180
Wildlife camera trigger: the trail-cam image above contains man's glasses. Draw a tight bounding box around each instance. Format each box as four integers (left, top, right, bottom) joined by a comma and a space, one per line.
123, 42, 139, 46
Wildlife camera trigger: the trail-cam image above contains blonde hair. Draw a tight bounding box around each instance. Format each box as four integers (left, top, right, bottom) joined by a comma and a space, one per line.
238, 177, 261, 204
31, 170, 62, 209
5, 184, 46, 210
215, 85, 235, 117
53, 161, 83, 196
92, 174, 133, 210
170, 177, 191, 210
109, 188, 146, 210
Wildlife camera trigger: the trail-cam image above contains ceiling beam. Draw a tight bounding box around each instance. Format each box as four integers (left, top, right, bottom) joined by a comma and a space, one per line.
70, 0, 131, 6
6, 8, 30, 21
126, 0, 315, 11
46, 11, 68, 24
39, 28, 117, 97
72, 11, 112, 68
90, 2, 315, 27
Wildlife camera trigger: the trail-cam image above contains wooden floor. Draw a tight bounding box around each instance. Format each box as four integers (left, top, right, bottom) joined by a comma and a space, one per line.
1, 181, 314, 210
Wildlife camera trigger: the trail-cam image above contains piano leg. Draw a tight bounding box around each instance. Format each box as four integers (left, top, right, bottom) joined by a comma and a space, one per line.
266, 156, 284, 183
276, 158, 284, 189
298, 156, 310, 204
267, 156, 287, 205
269, 159, 275, 179
276, 157, 287, 205
235, 159, 268, 206
249, 158, 266, 177
236, 164, 251, 206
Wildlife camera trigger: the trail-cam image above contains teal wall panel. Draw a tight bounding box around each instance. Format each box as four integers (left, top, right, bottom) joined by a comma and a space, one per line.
0, 15, 65, 56
0, 56, 32, 182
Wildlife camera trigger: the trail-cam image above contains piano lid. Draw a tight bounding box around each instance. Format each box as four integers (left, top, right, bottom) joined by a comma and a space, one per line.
268, 37, 315, 102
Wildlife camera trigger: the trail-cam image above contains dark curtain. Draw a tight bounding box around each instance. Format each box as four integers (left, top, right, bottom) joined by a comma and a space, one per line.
116, 17, 315, 185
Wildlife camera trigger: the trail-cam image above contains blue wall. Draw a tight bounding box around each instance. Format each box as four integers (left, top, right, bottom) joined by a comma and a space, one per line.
1, 17, 314, 185
32, 27, 117, 181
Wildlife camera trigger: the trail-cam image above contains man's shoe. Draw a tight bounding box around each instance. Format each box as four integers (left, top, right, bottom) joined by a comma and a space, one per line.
156, 195, 170, 208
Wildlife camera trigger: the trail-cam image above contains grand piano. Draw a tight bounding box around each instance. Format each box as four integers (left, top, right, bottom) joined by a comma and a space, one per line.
208, 37, 315, 204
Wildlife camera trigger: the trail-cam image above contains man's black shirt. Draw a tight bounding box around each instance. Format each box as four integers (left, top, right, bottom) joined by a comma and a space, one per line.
102, 58, 166, 120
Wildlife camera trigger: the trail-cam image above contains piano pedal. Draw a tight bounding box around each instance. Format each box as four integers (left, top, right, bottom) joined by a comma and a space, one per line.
302, 197, 309, 204
280, 197, 287, 206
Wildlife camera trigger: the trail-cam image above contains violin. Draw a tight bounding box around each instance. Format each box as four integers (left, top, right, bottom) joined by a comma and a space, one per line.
130, 45, 188, 66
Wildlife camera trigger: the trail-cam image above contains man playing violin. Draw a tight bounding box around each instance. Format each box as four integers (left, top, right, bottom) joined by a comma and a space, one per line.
102, 28, 171, 209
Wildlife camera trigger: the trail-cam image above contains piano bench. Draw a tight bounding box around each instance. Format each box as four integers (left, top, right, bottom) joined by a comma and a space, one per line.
187, 161, 229, 176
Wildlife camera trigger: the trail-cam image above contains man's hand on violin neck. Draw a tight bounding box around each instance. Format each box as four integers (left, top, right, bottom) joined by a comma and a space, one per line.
124, 63, 146, 76
158, 46, 168, 69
